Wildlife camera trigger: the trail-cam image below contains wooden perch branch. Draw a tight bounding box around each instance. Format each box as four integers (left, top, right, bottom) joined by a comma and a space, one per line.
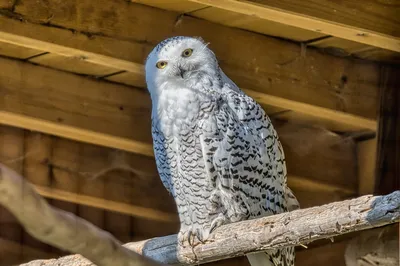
128, 191, 400, 264
5, 156, 397, 266
0, 163, 162, 266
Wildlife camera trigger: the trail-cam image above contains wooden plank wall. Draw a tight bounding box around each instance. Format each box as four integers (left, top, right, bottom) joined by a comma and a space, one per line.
0, 120, 357, 265
0, 125, 179, 265
375, 66, 400, 195
0, 0, 391, 265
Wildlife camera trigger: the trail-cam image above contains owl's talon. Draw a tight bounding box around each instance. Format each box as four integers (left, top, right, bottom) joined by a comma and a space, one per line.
210, 214, 226, 233
188, 231, 195, 247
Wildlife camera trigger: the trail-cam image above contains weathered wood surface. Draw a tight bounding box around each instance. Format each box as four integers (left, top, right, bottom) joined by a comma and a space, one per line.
0, 55, 376, 162
188, 0, 400, 52
1, 1, 382, 121
376, 66, 400, 195
0, 0, 13, 9
0, 56, 154, 155
246, 0, 400, 38
126, 191, 400, 265
0, 118, 359, 218
0, 126, 24, 253
357, 138, 377, 195
0, 163, 162, 266
4, 160, 397, 266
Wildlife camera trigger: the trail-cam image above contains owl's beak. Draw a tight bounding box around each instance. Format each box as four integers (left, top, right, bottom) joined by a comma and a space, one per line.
178, 67, 186, 78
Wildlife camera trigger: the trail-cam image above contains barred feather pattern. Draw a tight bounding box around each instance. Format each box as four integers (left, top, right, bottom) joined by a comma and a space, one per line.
147, 36, 298, 266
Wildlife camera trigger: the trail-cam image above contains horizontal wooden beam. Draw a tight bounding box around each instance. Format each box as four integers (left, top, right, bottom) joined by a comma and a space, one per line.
0, 111, 154, 157
33, 185, 178, 223
288, 175, 355, 196
0, 51, 361, 202
189, 0, 400, 52
0, 30, 377, 132
0, 52, 377, 152
0, 122, 357, 219
0, 30, 143, 75
0, 3, 380, 130
33, 176, 354, 221
246, 90, 376, 131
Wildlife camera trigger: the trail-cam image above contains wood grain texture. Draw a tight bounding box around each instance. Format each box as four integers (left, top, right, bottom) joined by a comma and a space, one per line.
276, 122, 358, 190
0, 54, 375, 163
0, 16, 147, 75
76, 144, 106, 235
376, 66, 400, 195
355, 47, 400, 64
45, 138, 176, 215
33, 185, 177, 223
0, 14, 379, 131
0, 0, 13, 9
310, 38, 400, 64
29, 53, 121, 77
0, 41, 43, 59
0, 111, 154, 157
132, 0, 206, 13
357, 138, 377, 195
0, 120, 359, 212
49, 138, 79, 217
8, 1, 382, 121
189, 0, 400, 52
247, 0, 400, 38
0, 56, 154, 150
22, 132, 54, 254
0, 126, 23, 250
189, 6, 324, 41
17, 191, 400, 265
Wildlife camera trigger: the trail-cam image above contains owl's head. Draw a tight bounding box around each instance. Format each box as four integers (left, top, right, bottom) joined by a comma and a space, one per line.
145, 36, 219, 95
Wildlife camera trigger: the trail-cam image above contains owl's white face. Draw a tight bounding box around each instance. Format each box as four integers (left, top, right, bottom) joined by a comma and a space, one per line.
145, 36, 219, 97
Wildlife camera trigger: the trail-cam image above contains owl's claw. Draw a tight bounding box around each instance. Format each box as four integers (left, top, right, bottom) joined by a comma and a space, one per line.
178, 226, 211, 247
178, 215, 227, 247
210, 214, 226, 233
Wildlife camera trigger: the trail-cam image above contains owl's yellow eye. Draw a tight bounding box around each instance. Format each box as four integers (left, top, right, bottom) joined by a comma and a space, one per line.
156, 61, 168, 69
182, 48, 193, 57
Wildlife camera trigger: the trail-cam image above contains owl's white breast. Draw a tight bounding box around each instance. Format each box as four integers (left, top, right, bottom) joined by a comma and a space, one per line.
152, 83, 203, 138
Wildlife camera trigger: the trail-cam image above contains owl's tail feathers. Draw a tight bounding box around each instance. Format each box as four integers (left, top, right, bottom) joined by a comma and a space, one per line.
246, 252, 276, 266
285, 186, 300, 211
246, 187, 299, 266
246, 247, 296, 266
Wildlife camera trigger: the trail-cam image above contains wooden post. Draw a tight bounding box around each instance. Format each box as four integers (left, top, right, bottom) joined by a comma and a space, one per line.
376, 66, 400, 194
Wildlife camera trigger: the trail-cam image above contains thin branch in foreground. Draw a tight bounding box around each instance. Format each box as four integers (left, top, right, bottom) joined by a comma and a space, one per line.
17, 176, 400, 266
0, 163, 163, 266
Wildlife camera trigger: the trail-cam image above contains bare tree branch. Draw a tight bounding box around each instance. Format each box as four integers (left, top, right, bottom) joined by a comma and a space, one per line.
14, 168, 399, 266
0, 163, 163, 266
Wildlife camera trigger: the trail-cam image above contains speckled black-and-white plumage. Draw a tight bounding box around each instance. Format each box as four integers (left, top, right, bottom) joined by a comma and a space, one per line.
145, 36, 299, 266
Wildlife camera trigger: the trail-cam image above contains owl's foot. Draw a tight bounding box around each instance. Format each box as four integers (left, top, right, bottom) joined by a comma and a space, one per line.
178, 215, 227, 247
178, 226, 210, 247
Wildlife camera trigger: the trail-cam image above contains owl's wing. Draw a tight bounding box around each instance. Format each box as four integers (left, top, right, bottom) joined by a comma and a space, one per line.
198, 84, 295, 266
152, 121, 174, 195
199, 84, 288, 218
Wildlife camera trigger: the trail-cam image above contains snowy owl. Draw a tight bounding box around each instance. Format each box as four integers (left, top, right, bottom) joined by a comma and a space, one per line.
145, 36, 299, 266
